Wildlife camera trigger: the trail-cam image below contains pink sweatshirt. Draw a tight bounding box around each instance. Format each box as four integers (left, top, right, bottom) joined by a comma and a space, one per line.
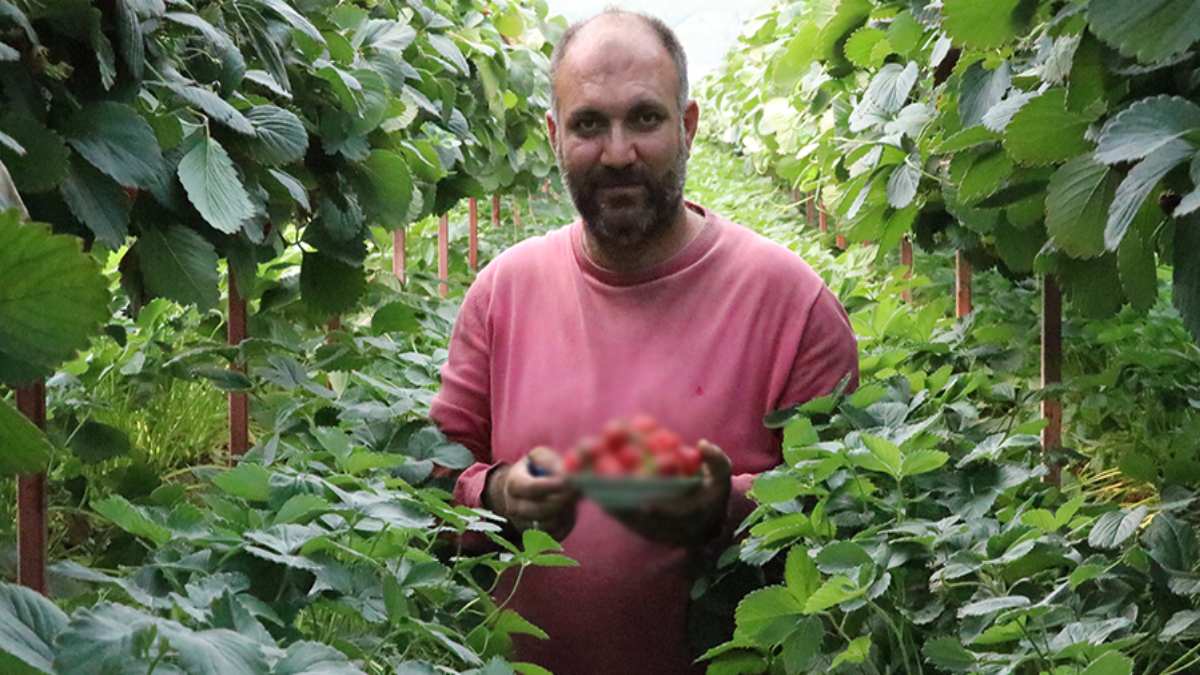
430, 203, 858, 674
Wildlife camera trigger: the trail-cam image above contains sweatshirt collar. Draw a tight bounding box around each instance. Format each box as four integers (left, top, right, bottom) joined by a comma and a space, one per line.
570, 201, 719, 287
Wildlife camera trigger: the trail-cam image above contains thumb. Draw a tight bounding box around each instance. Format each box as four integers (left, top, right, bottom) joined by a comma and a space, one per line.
698, 439, 732, 481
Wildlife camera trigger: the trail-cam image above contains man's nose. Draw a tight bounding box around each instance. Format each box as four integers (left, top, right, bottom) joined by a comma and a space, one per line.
600, 127, 637, 168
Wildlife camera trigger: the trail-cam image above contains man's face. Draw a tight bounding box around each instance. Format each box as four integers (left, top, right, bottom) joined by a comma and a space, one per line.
548, 20, 699, 251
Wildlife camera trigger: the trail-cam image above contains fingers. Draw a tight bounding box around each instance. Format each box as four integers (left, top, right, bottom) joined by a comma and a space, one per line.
698, 439, 732, 481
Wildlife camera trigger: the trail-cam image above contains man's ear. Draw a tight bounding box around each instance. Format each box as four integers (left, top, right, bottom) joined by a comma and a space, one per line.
683, 100, 700, 149
546, 110, 558, 148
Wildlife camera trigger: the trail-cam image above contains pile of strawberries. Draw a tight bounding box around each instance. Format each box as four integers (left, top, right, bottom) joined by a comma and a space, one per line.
562, 415, 703, 477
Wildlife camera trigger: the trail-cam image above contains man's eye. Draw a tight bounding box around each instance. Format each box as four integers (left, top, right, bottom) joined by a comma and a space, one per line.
577, 118, 601, 133
637, 112, 662, 126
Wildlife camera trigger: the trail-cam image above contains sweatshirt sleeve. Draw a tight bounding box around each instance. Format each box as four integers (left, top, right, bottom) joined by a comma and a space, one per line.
716, 284, 859, 546
429, 279, 499, 512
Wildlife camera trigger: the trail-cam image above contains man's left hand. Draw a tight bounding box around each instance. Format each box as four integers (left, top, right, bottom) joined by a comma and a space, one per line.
614, 440, 732, 547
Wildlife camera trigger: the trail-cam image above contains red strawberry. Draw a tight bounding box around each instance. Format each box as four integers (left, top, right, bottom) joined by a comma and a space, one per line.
563, 450, 582, 474
678, 445, 702, 475
602, 421, 629, 453
616, 443, 642, 471
646, 429, 681, 455
655, 452, 681, 476
630, 414, 659, 435
594, 454, 624, 476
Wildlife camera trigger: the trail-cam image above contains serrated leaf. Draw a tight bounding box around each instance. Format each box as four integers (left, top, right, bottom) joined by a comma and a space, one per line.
164, 12, 244, 88
735, 586, 805, 645
1087, 0, 1200, 65
844, 27, 889, 69
167, 83, 255, 135
1046, 155, 1117, 258
1003, 89, 1093, 166
957, 595, 1030, 617
937, 126, 1000, 154
982, 90, 1036, 133
0, 581, 67, 674
901, 449, 949, 477
1088, 506, 1148, 549
0, 214, 110, 384
1095, 96, 1200, 165
92, 495, 171, 545
0, 114, 69, 193
887, 11, 923, 56
1060, 253, 1125, 318
959, 148, 1013, 204
212, 463, 271, 501
850, 62, 918, 132
1175, 215, 1200, 342
135, 225, 219, 310
943, 0, 1025, 49
60, 156, 130, 248
245, 106, 307, 165
856, 434, 902, 478
257, 0, 323, 43
267, 168, 309, 211
1106, 140, 1194, 250
959, 61, 1011, 129
887, 156, 921, 208
0, 399, 52, 476
300, 251, 365, 317
1143, 512, 1198, 572
803, 575, 864, 613
360, 149, 412, 228
64, 102, 163, 189
274, 641, 364, 675
177, 134, 254, 234
427, 34, 469, 75
1080, 651, 1133, 675
831, 636, 871, 668
1118, 200, 1162, 311
921, 637, 976, 672
1162, 610, 1200, 641
784, 546, 820, 603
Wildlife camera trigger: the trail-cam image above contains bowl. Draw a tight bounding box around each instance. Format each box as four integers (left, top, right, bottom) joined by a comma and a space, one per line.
569, 474, 702, 511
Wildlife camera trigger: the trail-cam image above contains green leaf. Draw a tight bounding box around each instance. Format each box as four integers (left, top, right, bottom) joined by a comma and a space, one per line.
177, 134, 254, 234
959, 148, 1014, 204
494, 6, 525, 39
844, 27, 889, 69
360, 150, 413, 228
816, 541, 873, 574
784, 546, 820, 603
1087, 0, 1200, 64
245, 106, 308, 166
0, 214, 110, 384
372, 301, 420, 334
494, 610, 548, 640
1080, 651, 1133, 675
0, 113, 69, 193
1161, 610, 1200, 641
831, 636, 871, 668
850, 62, 918, 132
257, 0, 323, 44
60, 156, 130, 248
1068, 33, 1113, 113
751, 473, 803, 504
0, 582, 67, 675
68, 420, 132, 464
887, 156, 921, 209
781, 617, 823, 673
1087, 506, 1148, 549
1118, 200, 1162, 312
886, 11, 923, 56
191, 366, 253, 391
427, 34, 469, 75
771, 21, 820, 90
1095, 96, 1200, 165
135, 225, 220, 311
92, 495, 171, 545
943, 0, 1026, 49
856, 434, 902, 478
267, 168, 310, 211
922, 637, 976, 672
901, 449, 949, 477
1003, 89, 1094, 166
959, 62, 1011, 128
937, 126, 1000, 154
64, 102, 163, 189
1060, 254, 1125, 318
212, 463, 271, 502
1105, 140, 1194, 250
735, 586, 805, 645
300, 252, 365, 317
1143, 513, 1198, 572
114, 0, 143, 79
53, 603, 154, 675
803, 575, 863, 613
0, 399, 52, 476
957, 595, 1030, 617
163, 12, 245, 88
1045, 155, 1117, 258
273, 641, 363, 675
1021, 509, 1059, 533
521, 529, 561, 557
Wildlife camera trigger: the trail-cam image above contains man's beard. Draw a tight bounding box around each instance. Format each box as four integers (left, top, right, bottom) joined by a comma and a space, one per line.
559, 144, 688, 251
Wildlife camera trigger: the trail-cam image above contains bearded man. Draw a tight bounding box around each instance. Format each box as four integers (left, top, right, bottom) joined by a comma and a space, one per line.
430, 9, 858, 674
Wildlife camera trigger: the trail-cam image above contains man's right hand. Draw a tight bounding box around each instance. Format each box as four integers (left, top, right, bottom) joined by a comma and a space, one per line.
484, 446, 579, 541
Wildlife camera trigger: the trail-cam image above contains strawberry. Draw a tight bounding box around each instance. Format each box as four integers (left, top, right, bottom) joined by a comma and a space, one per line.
594, 454, 624, 476
616, 443, 643, 471
630, 414, 659, 435
646, 429, 681, 455
655, 452, 681, 476
678, 445, 702, 475
563, 449, 582, 473
601, 421, 630, 453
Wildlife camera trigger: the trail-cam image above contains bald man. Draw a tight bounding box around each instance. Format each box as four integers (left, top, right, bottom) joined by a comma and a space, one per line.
431, 10, 858, 673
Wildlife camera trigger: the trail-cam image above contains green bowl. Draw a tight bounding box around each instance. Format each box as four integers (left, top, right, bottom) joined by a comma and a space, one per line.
570, 474, 702, 511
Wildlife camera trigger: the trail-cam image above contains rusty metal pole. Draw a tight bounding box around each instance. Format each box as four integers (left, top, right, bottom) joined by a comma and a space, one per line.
492, 194, 501, 228
805, 195, 816, 228
227, 274, 249, 461
438, 213, 449, 298
955, 251, 972, 318
393, 229, 406, 285
468, 197, 479, 272
1042, 275, 1063, 484
15, 382, 47, 594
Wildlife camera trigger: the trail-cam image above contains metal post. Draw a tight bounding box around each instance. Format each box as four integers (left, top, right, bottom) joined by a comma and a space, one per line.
1042, 275, 1063, 484
438, 213, 449, 298
805, 195, 816, 228
491, 194, 501, 228
393, 229, 406, 285
955, 251, 972, 318
227, 274, 248, 460
15, 382, 46, 594
468, 197, 479, 272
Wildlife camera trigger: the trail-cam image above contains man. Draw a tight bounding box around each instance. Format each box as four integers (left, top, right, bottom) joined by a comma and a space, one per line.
430, 9, 858, 674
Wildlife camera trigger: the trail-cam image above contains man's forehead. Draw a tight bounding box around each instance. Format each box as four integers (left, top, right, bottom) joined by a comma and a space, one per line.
555, 16, 677, 99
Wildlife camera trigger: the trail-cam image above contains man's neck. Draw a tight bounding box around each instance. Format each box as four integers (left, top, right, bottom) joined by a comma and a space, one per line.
582, 204, 705, 276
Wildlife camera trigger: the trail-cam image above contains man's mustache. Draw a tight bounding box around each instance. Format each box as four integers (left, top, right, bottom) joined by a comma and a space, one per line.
586, 169, 650, 189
